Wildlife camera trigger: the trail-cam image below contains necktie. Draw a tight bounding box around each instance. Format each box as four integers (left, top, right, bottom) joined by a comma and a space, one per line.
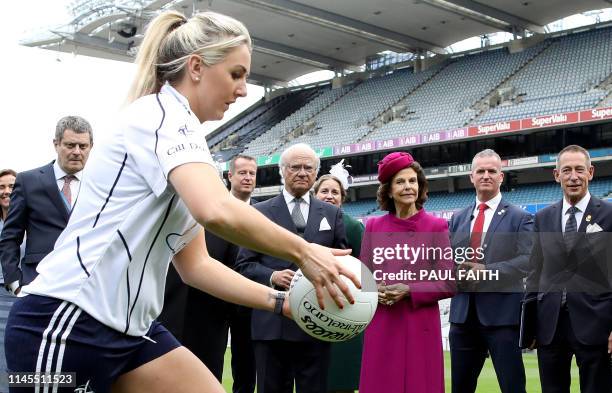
469, 203, 488, 253
62, 175, 76, 207
291, 197, 306, 232
564, 205, 579, 245
561, 206, 579, 306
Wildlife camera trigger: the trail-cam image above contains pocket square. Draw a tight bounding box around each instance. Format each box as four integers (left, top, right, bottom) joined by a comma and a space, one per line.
319, 217, 331, 231
586, 223, 603, 233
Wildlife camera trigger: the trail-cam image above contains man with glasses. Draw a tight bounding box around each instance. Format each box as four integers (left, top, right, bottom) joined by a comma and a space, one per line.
236, 143, 347, 393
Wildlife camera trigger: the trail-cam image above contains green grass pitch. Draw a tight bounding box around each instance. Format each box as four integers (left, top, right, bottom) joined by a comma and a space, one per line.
220, 350, 580, 392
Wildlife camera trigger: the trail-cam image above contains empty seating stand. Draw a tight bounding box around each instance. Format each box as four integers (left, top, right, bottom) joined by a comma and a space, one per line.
211, 25, 612, 161
342, 177, 612, 217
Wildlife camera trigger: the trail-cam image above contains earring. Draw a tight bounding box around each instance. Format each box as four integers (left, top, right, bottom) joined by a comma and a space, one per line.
195, 77, 200, 82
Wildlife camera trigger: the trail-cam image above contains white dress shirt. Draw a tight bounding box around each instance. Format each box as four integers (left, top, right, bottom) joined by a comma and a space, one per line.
53, 161, 83, 208
230, 191, 250, 205
561, 192, 590, 232
282, 188, 310, 224
470, 192, 503, 239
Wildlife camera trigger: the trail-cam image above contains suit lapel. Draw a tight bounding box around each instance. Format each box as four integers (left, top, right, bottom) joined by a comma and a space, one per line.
578, 197, 599, 233
482, 200, 508, 246
551, 200, 563, 233
304, 199, 324, 241
40, 163, 70, 221
547, 200, 566, 251
270, 194, 296, 232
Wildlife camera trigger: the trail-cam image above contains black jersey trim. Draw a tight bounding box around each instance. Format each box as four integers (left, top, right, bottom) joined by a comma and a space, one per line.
154, 93, 166, 177
117, 229, 133, 334
93, 153, 128, 228
76, 236, 90, 277
124, 195, 176, 334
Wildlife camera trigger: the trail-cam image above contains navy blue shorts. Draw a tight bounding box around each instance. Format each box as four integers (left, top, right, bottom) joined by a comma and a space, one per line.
5, 295, 181, 393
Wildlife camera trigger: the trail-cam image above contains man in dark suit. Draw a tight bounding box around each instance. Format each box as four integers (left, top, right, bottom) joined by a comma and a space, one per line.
0, 116, 93, 295
0, 168, 19, 393
526, 145, 612, 393
449, 149, 533, 393
159, 154, 259, 393
236, 143, 347, 393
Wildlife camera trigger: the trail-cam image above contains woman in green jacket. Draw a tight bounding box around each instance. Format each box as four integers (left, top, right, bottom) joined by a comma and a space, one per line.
313, 162, 365, 393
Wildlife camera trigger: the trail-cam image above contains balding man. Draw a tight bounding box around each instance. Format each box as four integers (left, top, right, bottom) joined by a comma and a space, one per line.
236, 143, 347, 393
449, 149, 533, 393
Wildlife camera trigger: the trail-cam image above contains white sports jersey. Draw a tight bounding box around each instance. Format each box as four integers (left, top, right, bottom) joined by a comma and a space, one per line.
24, 84, 214, 336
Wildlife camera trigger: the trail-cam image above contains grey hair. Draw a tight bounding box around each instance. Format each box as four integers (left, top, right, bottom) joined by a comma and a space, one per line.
471, 148, 501, 170
278, 143, 321, 184
54, 116, 93, 144
555, 145, 591, 169
127, 10, 252, 103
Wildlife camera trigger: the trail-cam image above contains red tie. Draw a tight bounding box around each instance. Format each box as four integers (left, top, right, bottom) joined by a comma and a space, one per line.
470, 203, 488, 252
62, 175, 76, 206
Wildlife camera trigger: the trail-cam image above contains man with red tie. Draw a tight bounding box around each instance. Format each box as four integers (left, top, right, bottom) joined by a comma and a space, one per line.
448, 149, 534, 393
0, 116, 93, 295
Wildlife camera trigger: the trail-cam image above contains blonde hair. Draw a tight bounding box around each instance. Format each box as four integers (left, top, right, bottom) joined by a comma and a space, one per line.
126, 10, 252, 103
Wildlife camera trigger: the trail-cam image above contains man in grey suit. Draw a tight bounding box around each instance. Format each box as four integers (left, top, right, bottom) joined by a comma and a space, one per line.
236, 143, 347, 393
0, 116, 92, 295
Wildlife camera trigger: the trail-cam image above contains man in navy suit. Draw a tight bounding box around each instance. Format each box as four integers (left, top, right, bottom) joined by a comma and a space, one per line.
449, 149, 533, 393
526, 145, 612, 393
0, 116, 93, 294
236, 143, 347, 393
159, 154, 259, 393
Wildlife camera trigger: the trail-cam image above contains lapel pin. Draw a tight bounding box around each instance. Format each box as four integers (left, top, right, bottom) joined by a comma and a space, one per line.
498, 209, 505, 215
585, 215, 591, 222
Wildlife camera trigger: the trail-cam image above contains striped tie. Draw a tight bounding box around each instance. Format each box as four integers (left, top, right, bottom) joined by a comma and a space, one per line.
62, 175, 76, 207
561, 205, 579, 306
291, 197, 306, 232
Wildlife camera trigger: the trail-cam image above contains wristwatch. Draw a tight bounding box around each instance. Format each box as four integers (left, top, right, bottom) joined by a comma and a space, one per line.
273, 291, 286, 315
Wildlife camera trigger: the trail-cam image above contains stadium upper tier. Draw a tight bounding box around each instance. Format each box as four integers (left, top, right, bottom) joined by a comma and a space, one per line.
342, 177, 612, 218
478, 27, 611, 123
212, 25, 612, 157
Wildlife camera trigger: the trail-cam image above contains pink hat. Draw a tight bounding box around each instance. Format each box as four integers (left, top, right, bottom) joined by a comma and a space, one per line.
377, 152, 415, 183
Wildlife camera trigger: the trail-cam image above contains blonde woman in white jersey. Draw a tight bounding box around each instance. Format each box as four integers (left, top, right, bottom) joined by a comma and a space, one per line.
4, 11, 357, 393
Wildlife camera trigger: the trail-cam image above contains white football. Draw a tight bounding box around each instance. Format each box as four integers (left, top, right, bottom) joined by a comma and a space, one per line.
288, 255, 378, 342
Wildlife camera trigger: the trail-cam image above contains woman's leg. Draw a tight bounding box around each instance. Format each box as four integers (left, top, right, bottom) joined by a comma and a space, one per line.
111, 347, 225, 393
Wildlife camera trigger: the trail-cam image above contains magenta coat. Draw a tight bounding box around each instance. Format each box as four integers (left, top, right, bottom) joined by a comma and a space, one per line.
359, 210, 456, 393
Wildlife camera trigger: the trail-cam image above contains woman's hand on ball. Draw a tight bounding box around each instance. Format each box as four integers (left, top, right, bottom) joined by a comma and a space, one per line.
299, 243, 360, 309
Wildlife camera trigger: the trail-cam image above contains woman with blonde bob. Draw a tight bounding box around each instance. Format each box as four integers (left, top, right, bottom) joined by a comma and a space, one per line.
5, 10, 357, 393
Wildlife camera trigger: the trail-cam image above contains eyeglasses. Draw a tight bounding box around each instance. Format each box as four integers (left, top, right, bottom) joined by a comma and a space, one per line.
285, 164, 316, 174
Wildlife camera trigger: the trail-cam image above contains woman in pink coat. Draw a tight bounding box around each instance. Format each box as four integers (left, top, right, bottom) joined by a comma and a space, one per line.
359, 152, 455, 393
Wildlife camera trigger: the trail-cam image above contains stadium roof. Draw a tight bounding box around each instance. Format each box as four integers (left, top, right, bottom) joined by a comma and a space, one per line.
22, 0, 612, 86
